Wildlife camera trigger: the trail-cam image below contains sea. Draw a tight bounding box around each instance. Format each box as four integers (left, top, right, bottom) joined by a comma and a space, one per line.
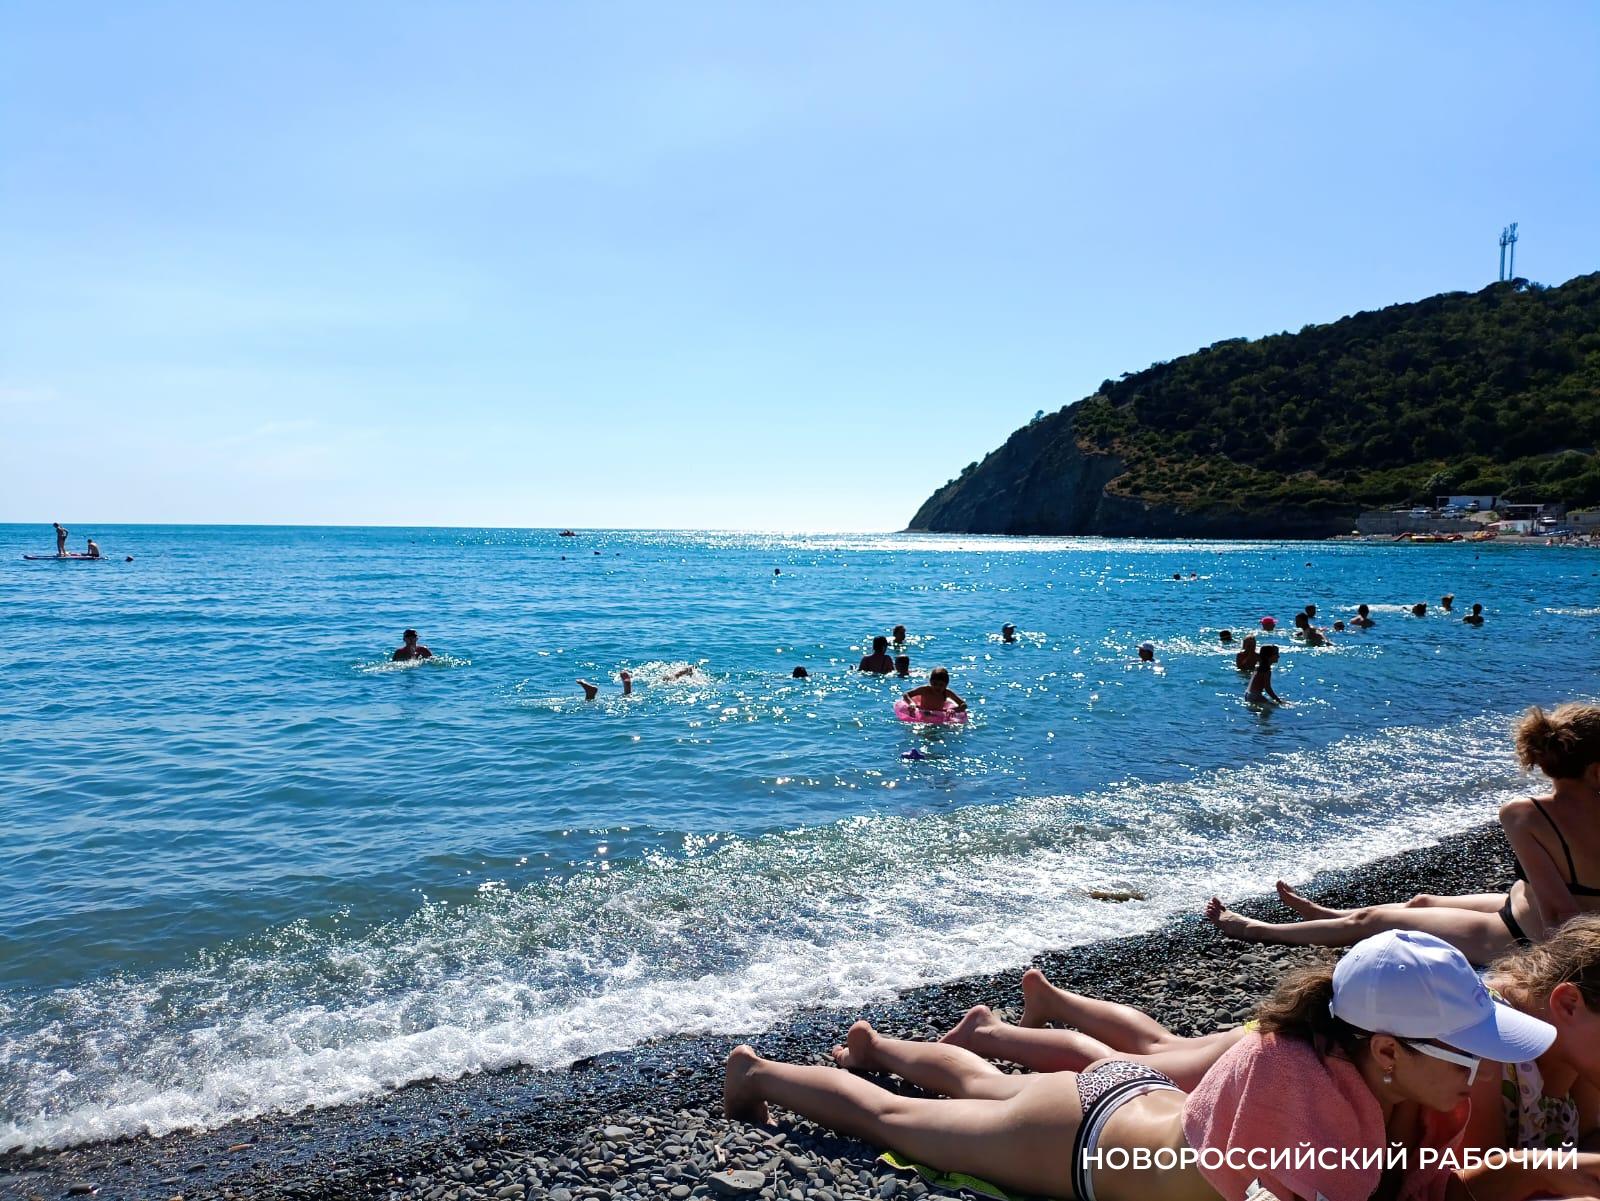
3, 525, 1598, 1153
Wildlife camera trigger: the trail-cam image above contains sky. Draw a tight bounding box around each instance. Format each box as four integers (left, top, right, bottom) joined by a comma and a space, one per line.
3, 2, 1598, 532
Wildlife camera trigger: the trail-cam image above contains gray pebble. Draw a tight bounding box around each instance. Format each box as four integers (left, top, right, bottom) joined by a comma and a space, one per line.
708, 1168, 765, 1197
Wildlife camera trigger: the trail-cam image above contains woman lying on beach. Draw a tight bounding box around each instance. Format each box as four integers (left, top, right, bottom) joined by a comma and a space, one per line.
724, 931, 1594, 1201
1204, 703, 1600, 964
944, 916, 1600, 1150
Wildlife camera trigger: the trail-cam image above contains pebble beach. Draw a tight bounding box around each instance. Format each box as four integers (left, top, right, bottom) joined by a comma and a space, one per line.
1, 824, 1516, 1201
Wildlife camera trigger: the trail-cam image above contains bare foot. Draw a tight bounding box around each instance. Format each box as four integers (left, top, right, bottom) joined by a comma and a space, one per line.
1019, 968, 1055, 1028
939, 1004, 997, 1050
723, 1045, 770, 1124
577, 679, 599, 701
829, 1020, 882, 1072
1203, 896, 1265, 942
1276, 880, 1339, 919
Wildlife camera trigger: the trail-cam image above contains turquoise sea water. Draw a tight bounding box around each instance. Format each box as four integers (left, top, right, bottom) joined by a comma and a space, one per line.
3, 525, 1599, 1151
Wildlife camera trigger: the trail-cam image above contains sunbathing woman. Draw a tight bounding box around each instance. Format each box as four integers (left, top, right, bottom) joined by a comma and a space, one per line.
725, 932, 1588, 1201
1203, 703, 1600, 964
943, 916, 1600, 1151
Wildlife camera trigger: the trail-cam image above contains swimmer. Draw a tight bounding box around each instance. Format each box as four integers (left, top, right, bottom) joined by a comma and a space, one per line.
578, 670, 634, 700
1352, 603, 1376, 628
791, 666, 810, 679
1441, 594, 1455, 612
1172, 572, 1181, 580
1292, 612, 1327, 648
391, 629, 433, 661
1333, 620, 1345, 632
1218, 629, 1233, 644
1246, 644, 1283, 703
894, 654, 911, 678
892, 624, 907, 647
903, 667, 966, 715
53, 522, 68, 555
1137, 641, 1155, 662
1259, 615, 1277, 631
1233, 635, 1259, 672
1412, 602, 1428, 617
661, 665, 696, 681
1001, 623, 1016, 643
774, 568, 781, 576
1303, 603, 1317, 621
1463, 603, 1485, 626
85, 538, 101, 559
857, 635, 894, 674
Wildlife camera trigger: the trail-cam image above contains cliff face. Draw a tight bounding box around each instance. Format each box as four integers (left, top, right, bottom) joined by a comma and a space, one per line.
908, 409, 1353, 538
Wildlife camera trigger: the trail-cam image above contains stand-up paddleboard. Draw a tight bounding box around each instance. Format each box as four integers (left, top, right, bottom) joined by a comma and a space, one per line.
22, 553, 105, 561
894, 698, 968, 725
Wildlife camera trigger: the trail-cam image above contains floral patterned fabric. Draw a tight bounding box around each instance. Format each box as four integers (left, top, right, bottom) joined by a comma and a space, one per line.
1501, 1057, 1579, 1149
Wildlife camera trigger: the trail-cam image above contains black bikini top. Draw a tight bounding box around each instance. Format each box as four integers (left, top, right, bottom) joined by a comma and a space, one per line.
1520, 800, 1600, 897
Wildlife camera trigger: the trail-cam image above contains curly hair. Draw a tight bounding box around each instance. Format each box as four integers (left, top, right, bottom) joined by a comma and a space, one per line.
1515, 704, 1600, 780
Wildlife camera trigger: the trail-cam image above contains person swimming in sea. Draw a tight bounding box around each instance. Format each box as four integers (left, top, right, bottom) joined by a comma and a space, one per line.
392, 629, 433, 661
894, 654, 911, 678
857, 635, 894, 674
892, 625, 907, 648
1292, 611, 1327, 647
1233, 635, 1259, 672
1001, 623, 1017, 643
1412, 602, 1429, 617
578, 670, 634, 700
1218, 629, 1233, 644
1441, 594, 1455, 612
1136, 641, 1155, 662
902, 667, 966, 716
1351, 603, 1376, 628
791, 666, 810, 679
1463, 603, 1485, 626
1246, 643, 1283, 703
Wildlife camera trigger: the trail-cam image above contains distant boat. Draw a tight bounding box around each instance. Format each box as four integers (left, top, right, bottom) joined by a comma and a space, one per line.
558, 530, 577, 537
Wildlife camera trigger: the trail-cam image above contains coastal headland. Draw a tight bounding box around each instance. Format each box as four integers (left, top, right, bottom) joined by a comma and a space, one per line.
1, 825, 1514, 1201
910, 273, 1600, 538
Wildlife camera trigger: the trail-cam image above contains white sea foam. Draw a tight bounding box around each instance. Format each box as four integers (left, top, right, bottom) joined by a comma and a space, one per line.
0, 712, 1539, 1152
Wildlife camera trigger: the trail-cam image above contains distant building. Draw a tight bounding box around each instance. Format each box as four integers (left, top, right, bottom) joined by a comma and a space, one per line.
1435, 494, 1498, 511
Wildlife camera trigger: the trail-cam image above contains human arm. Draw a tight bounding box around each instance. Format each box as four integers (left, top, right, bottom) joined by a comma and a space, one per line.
945, 690, 967, 711
1500, 798, 1581, 931
1448, 1149, 1600, 1200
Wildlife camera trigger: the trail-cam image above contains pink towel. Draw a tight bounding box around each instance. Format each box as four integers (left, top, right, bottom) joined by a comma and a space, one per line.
1183, 1032, 1468, 1201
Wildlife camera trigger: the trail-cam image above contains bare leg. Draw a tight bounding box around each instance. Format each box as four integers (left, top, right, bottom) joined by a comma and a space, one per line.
1204, 896, 1512, 964
833, 1020, 1025, 1101
1018, 969, 1176, 1051
576, 679, 599, 701
724, 1045, 1077, 1198
620, 670, 632, 696
1276, 881, 1509, 920
940, 1004, 1247, 1089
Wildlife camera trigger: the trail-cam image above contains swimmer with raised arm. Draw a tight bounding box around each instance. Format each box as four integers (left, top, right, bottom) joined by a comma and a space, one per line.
903, 667, 965, 716
1204, 703, 1600, 964
578, 670, 633, 700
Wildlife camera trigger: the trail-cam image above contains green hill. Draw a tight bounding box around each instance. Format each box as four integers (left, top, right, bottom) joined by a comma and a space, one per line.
910, 273, 1600, 537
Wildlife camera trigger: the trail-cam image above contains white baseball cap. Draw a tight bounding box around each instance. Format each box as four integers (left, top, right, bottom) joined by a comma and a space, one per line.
1330, 930, 1554, 1061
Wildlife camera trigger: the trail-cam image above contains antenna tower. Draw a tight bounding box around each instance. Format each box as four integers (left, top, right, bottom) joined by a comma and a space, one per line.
1507, 222, 1518, 279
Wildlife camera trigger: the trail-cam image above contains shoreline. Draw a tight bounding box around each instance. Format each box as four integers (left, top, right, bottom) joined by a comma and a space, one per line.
2, 823, 1516, 1201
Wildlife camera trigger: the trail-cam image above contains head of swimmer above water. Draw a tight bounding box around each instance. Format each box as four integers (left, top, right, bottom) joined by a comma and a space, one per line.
872, 635, 889, 655
894, 655, 911, 677
927, 667, 950, 688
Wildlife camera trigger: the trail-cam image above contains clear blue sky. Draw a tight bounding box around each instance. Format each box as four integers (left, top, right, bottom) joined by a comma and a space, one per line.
3, 2, 1597, 531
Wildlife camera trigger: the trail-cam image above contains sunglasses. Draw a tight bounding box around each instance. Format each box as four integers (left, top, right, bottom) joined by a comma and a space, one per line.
1399, 1039, 1481, 1084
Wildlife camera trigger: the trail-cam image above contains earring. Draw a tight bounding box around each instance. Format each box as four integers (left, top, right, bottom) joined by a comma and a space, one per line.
1383, 1072, 1393, 1084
